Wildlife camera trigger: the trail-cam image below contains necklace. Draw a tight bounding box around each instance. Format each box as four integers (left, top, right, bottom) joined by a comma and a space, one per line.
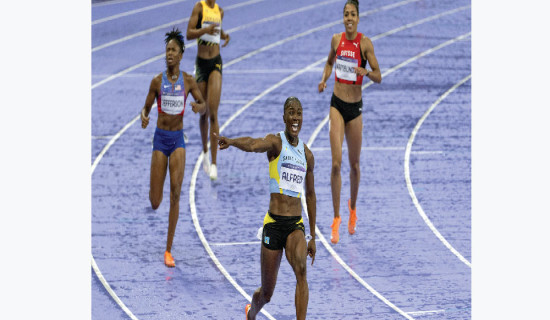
167, 71, 178, 80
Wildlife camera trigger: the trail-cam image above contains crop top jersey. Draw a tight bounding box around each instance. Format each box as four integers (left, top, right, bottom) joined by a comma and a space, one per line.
334, 32, 367, 85
269, 131, 307, 198
196, 0, 222, 46
157, 71, 187, 116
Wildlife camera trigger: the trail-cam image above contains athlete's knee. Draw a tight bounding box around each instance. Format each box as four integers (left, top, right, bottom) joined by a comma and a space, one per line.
260, 287, 274, 304
293, 259, 307, 280
169, 184, 181, 204
331, 161, 341, 176
350, 161, 360, 175
149, 192, 162, 210
209, 112, 218, 124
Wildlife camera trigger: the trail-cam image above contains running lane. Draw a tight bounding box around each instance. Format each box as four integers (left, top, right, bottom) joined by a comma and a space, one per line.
92, 0, 471, 319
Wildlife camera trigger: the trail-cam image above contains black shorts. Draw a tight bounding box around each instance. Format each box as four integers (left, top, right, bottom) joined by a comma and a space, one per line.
331, 93, 363, 123
195, 54, 223, 83
261, 212, 305, 250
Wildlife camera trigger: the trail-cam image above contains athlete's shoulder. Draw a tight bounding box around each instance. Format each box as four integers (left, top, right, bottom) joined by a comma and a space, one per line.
360, 34, 373, 45
193, 1, 203, 11
152, 72, 163, 84
331, 33, 342, 50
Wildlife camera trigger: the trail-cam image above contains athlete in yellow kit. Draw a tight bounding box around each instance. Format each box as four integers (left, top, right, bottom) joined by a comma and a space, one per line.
186, 0, 230, 180
214, 97, 316, 320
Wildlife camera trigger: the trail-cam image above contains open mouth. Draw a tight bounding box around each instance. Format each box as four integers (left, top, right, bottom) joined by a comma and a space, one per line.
291, 123, 299, 132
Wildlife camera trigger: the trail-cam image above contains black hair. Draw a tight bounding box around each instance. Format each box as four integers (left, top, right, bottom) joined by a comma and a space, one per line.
343, 0, 359, 14
284, 96, 302, 111
165, 27, 185, 54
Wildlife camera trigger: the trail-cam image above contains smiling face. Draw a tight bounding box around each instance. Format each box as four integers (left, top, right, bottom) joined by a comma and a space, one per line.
343, 3, 359, 33
165, 39, 183, 68
283, 100, 303, 140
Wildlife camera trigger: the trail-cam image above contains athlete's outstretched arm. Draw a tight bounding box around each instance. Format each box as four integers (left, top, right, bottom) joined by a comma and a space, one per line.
304, 145, 317, 265
214, 133, 279, 154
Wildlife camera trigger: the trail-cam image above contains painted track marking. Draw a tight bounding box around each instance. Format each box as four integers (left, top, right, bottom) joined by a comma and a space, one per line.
404, 74, 472, 268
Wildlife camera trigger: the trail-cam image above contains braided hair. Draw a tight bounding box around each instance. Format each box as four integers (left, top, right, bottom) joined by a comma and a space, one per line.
164, 27, 185, 54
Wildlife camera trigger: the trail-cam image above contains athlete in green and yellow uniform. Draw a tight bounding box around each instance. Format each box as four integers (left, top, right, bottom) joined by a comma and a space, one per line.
187, 0, 230, 180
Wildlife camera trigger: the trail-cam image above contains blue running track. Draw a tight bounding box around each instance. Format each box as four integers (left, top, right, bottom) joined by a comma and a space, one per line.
92, 0, 471, 318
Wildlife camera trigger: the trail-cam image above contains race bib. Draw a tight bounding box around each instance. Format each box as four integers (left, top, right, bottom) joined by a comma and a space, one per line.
161, 94, 185, 115
199, 21, 221, 44
335, 55, 358, 81
278, 163, 306, 193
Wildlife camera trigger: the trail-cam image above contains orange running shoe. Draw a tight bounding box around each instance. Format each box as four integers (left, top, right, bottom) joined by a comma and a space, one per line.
348, 199, 357, 235
164, 251, 175, 267
330, 217, 341, 244
245, 304, 251, 319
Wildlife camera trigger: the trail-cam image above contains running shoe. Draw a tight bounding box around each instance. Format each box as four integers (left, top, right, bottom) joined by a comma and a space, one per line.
202, 153, 210, 173
245, 304, 251, 319
164, 251, 175, 268
348, 199, 357, 235
330, 216, 341, 244
209, 164, 218, 180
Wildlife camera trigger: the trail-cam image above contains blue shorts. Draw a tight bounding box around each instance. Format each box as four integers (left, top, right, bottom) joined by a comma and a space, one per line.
152, 127, 185, 157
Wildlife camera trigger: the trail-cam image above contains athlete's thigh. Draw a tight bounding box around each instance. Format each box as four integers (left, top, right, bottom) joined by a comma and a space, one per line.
168, 147, 186, 189
206, 71, 222, 112
329, 107, 345, 163
345, 114, 363, 164
150, 150, 169, 196
285, 230, 307, 268
197, 81, 209, 115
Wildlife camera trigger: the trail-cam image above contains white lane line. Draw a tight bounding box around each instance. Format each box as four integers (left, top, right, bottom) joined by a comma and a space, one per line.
92, 0, 188, 25
92, 0, 420, 86
310, 146, 444, 154
91, 6, 470, 320
305, 33, 471, 318
92, 0, 264, 52
210, 241, 261, 246
91, 256, 139, 320
223, 0, 422, 69
407, 309, 445, 316
404, 75, 472, 268
189, 153, 277, 320
92, 0, 139, 8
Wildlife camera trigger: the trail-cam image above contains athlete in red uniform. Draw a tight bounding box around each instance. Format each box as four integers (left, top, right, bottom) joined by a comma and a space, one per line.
318, 0, 381, 244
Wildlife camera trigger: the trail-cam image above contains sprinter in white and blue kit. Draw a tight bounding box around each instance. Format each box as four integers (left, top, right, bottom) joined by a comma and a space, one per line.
140, 28, 206, 268
214, 97, 317, 320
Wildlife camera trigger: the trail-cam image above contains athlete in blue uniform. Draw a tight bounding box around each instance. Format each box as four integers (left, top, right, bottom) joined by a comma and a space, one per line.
140, 28, 206, 267
215, 97, 316, 320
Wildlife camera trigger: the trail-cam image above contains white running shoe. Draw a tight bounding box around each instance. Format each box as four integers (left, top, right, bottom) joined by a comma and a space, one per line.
202, 153, 210, 173
209, 164, 217, 180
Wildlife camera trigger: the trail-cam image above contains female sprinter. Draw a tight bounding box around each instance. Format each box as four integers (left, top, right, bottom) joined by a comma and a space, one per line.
318, 0, 382, 244
140, 28, 206, 267
215, 97, 316, 320
186, 0, 230, 180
